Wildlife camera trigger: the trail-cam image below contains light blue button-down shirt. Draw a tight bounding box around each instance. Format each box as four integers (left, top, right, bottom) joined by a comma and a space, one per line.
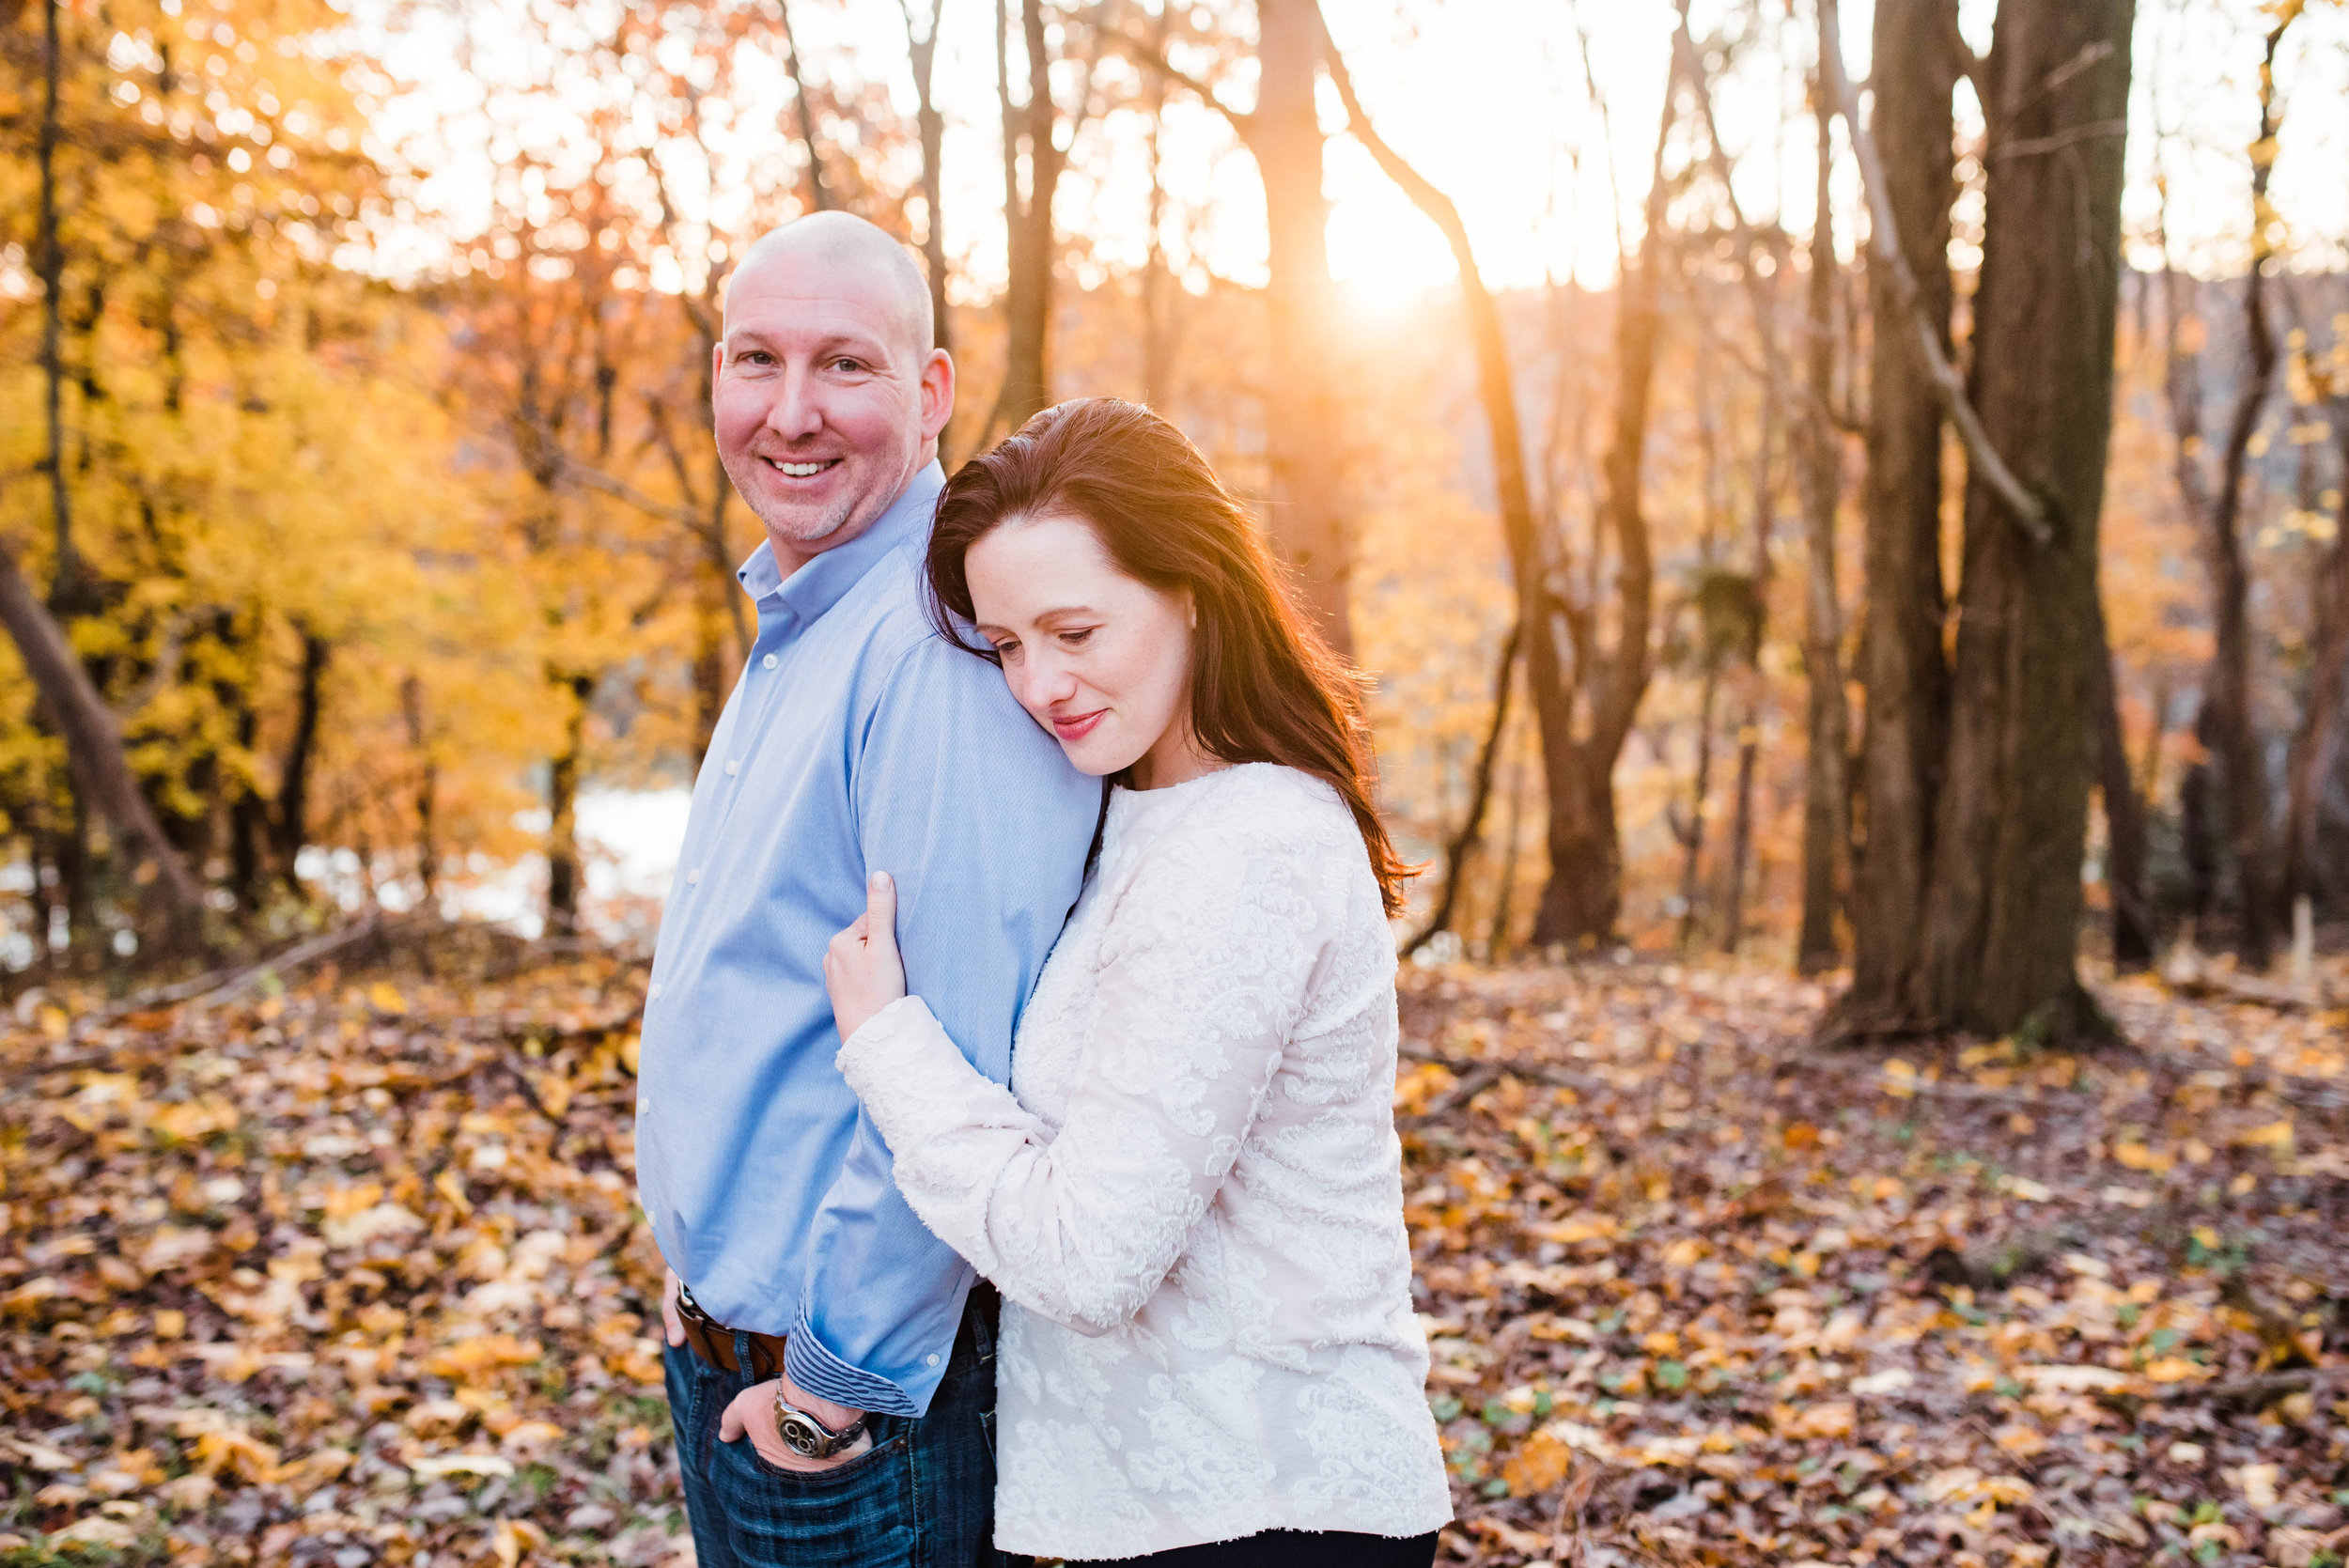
634, 462, 1097, 1417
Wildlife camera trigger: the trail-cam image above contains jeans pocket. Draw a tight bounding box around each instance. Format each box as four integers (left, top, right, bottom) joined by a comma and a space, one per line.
661, 1341, 712, 1476
712, 1428, 918, 1565
739, 1429, 905, 1487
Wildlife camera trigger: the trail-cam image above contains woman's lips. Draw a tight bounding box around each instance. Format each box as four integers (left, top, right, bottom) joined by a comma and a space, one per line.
1051, 709, 1107, 742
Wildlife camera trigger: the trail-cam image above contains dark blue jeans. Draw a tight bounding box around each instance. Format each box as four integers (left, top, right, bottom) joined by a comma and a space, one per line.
664, 1293, 1010, 1568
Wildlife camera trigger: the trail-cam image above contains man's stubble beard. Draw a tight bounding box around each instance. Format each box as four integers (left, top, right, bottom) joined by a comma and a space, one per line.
724, 453, 862, 549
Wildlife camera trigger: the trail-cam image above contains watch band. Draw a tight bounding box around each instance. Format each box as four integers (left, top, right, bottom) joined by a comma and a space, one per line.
771, 1389, 868, 1460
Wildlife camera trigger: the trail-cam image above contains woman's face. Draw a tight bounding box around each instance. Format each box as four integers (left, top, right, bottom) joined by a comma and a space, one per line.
964, 511, 1206, 787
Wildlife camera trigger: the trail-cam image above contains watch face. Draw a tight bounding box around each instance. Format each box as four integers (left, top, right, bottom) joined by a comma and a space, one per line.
775, 1408, 831, 1458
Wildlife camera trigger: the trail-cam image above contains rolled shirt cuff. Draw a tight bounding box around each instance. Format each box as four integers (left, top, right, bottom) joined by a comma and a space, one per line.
783, 1308, 926, 1419
787, 992, 956, 1421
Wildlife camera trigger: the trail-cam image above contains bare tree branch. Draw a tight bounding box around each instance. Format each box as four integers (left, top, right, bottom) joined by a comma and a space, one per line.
558, 454, 700, 530
1816, 0, 2053, 547
1103, 25, 1255, 144
1402, 621, 1520, 960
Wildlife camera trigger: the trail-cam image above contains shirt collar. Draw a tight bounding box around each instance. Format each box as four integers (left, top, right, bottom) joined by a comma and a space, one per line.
736, 461, 946, 622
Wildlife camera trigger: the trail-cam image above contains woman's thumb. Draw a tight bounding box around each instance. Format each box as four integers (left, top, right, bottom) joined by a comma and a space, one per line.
866, 870, 896, 942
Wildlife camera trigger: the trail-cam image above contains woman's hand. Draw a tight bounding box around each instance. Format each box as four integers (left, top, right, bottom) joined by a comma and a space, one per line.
824, 871, 906, 1042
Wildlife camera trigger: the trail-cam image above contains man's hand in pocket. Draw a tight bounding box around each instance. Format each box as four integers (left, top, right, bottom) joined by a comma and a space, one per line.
717, 1376, 873, 1474
661, 1269, 685, 1347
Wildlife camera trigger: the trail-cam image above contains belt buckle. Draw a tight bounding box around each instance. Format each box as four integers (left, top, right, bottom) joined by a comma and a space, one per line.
676, 1281, 720, 1332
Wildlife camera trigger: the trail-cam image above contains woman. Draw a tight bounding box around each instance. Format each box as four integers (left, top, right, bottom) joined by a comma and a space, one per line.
822, 398, 1452, 1565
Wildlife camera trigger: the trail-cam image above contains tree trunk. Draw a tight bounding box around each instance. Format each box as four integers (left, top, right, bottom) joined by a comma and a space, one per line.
1139, 3, 1177, 407
55, 788, 95, 962
775, 0, 835, 214
544, 671, 596, 934
1254, 0, 1352, 659
272, 625, 328, 891
2184, 16, 2294, 970
401, 674, 438, 905
901, 0, 951, 356
0, 535, 207, 942
1796, 89, 1852, 974
692, 590, 727, 767
39, 0, 79, 602
1721, 399, 1777, 957
1845, 0, 1958, 1028
1913, 0, 2137, 1040
1675, 665, 1718, 952
1315, 30, 1553, 957
1488, 725, 1530, 959
229, 703, 267, 917
1524, 42, 1678, 948
2092, 595, 2155, 970
1685, 15, 1851, 970
2280, 414, 2349, 911
2182, 700, 2221, 929
1719, 685, 1765, 956
988, 0, 1063, 433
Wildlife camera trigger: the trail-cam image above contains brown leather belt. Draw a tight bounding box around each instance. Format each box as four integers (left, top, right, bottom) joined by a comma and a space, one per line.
675, 1284, 790, 1379
674, 1281, 1000, 1381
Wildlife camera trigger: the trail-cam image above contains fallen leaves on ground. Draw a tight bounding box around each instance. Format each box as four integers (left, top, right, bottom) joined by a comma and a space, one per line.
3, 941, 2345, 1568
1, 942, 676, 1567
1400, 958, 2349, 1566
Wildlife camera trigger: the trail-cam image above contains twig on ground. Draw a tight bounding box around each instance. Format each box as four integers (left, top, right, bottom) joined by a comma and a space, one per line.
189, 915, 394, 1010
67, 913, 395, 1026
2156, 1364, 2346, 1407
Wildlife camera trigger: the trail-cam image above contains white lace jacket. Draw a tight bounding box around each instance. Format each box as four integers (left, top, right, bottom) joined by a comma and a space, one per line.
836, 763, 1453, 1560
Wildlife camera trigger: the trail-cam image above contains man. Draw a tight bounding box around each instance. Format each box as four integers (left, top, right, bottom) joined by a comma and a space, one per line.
634, 212, 1097, 1566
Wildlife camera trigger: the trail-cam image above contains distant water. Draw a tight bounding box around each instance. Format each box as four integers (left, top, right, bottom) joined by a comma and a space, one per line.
4, 787, 697, 968
279, 786, 694, 948
445, 787, 693, 943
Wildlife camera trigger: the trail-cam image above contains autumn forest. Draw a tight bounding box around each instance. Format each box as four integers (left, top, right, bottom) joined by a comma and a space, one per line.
5, 0, 2349, 1563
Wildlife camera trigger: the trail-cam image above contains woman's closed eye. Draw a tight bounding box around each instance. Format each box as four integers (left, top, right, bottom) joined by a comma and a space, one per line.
1056, 627, 1096, 648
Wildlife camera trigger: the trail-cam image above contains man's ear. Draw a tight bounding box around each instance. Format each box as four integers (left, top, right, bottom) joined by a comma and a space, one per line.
920, 349, 956, 444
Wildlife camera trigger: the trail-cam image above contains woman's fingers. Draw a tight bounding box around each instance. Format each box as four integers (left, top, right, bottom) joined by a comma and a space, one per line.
865, 871, 896, 953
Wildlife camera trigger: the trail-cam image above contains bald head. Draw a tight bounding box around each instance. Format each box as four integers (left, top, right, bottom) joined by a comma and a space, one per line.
726, 212, 934, 364
711, 210, 956, 576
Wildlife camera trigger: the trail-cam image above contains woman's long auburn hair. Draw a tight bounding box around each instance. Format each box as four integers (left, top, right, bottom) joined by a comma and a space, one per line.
928, 397, 1414, 916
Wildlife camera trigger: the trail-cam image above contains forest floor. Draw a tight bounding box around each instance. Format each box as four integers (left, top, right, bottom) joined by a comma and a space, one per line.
1, 930, 2345, 1568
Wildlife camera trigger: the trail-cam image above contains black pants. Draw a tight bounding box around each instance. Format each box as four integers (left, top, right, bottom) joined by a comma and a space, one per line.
1111, 1529, 1441, 1567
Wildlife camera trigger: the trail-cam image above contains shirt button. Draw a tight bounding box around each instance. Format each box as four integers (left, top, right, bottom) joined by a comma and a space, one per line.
762, 653, 778, 669
725, 759, 740, 776
688, 868, 701, 885
926, 1353, 941, 1367
649, 983, 663, 1001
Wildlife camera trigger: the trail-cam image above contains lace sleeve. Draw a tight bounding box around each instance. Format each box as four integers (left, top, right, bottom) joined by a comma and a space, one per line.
836, 815, 1328, 1335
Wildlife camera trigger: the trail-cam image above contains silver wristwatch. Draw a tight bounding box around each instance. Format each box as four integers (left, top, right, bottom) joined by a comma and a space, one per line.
772, 1391, 867, 1460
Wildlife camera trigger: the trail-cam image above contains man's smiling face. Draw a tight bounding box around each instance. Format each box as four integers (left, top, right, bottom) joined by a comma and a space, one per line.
712, 229, 952, 574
